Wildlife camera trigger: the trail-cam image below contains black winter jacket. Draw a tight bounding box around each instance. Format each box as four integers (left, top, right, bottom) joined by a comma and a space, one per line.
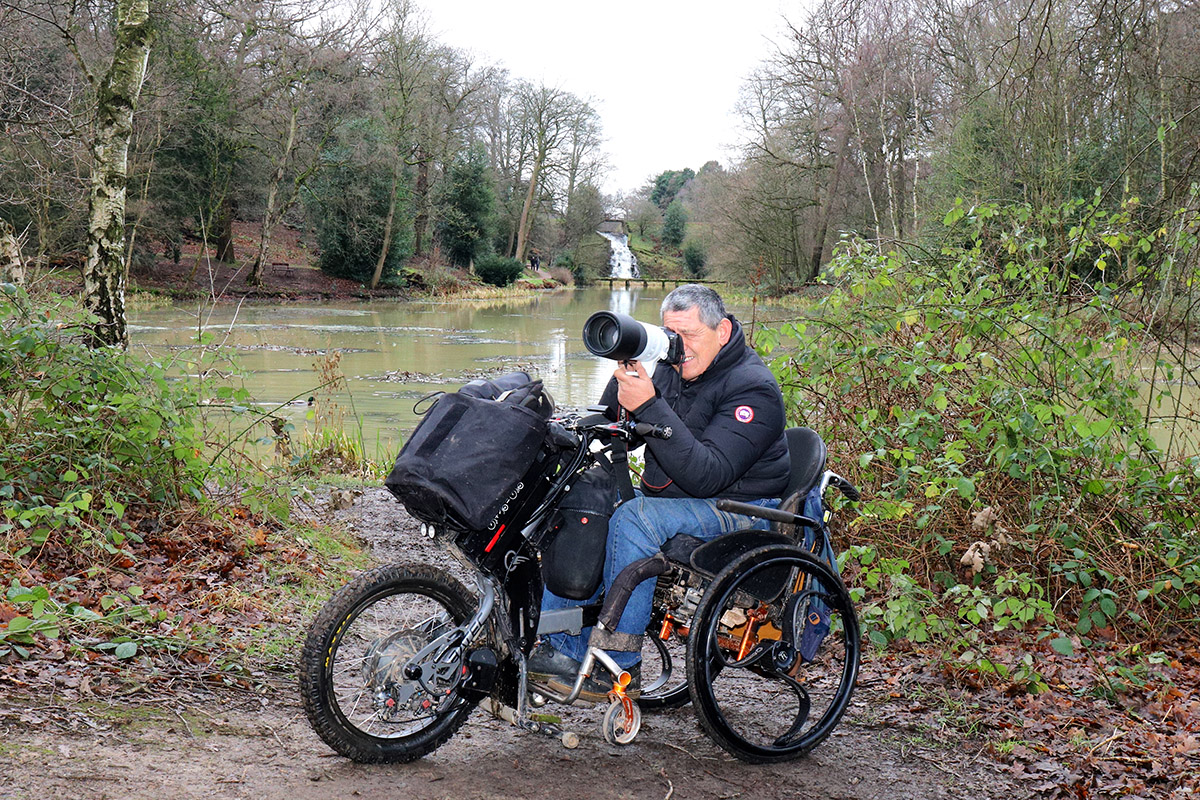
599, 315, 789, 500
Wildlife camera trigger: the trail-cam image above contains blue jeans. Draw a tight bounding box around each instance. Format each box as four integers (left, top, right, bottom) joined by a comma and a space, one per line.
541, 494, 779, 669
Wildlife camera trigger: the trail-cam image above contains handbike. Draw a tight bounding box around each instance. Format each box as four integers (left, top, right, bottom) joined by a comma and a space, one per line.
299, 407, 861, 763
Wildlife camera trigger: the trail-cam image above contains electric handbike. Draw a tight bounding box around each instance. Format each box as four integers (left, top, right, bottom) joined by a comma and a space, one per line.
298, 410, 860, 763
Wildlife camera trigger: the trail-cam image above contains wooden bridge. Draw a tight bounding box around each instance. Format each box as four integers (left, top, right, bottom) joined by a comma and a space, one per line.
594, 276, 726, 289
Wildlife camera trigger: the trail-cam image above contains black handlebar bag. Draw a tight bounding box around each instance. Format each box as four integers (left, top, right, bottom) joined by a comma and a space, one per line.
385, 380, 550, 531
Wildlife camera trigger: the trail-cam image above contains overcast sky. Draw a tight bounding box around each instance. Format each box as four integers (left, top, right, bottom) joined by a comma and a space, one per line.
420, 0, 797, 197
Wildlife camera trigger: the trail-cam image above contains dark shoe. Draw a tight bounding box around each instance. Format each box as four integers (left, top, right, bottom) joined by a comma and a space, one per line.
546, 661, 641, 703
526, 642, 583, 682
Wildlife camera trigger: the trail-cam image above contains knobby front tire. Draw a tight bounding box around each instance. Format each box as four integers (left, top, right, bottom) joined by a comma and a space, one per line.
299, 563, 479, 763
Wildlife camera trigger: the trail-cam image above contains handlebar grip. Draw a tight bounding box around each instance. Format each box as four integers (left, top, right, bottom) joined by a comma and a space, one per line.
715, 499, 819, 529
633, 421, 673, 440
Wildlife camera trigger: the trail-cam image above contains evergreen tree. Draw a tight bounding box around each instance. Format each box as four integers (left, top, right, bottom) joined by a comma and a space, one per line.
435, 144, 497, 267
307, 119, 412, 284
650, 168, 695, 209
661, 199, 687, 247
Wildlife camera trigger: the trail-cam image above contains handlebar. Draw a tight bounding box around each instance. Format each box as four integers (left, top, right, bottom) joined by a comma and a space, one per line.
633, 421, 673, 440
553, 415, 672, 443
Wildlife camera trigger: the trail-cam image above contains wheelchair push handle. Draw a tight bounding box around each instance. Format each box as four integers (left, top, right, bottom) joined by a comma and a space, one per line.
716, 499, 820, 529
823, 472, 860, 502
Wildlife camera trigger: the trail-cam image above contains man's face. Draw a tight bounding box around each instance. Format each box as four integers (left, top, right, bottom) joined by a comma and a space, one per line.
662, 305, 731, 381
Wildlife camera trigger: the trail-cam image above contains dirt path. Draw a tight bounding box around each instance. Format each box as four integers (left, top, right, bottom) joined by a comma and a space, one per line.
0, 490, 1023, 800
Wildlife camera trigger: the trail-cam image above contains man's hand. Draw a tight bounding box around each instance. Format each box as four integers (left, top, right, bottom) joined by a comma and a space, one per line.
614, 360, 655, 413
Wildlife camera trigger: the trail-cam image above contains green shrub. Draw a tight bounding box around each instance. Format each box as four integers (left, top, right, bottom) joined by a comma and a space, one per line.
474, 255, 524, 287
682, 239, 707, 276
762, 195, 1200, 647
0, 287, 208, 557
662, 200, 687, 247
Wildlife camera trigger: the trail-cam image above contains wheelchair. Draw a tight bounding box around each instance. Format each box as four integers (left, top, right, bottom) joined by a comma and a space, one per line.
300, 412, 860, 764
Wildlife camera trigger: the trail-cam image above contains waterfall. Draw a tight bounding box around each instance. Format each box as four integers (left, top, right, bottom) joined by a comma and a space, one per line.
598, 231, 639, 279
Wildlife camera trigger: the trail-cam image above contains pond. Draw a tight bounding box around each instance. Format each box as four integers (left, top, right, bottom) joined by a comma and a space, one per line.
128, 286, 727, 457
128, 287, 1198, 464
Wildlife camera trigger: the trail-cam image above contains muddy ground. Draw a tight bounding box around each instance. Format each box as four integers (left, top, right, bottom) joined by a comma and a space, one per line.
0, 490, 1024, 800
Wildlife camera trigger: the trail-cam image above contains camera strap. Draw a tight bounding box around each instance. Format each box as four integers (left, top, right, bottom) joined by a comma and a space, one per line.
611, 407, 636, 502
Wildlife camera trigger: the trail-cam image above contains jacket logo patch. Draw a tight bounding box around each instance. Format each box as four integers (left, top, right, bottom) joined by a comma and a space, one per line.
734, 405, 755, 423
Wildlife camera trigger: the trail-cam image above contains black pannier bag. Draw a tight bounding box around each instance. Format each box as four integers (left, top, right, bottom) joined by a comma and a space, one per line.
541, 466, 620, 600
385, 375, 552, 531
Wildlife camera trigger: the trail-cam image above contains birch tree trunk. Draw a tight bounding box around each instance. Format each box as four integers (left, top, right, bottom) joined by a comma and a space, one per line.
83, 0, 153, 348
0, 220, 25, 286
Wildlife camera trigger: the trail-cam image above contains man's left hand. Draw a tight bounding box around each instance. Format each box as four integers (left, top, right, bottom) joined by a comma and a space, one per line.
614, 360, 656, 413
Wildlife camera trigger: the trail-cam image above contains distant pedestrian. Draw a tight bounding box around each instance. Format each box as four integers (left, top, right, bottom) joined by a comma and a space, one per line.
530, 251, 540, 271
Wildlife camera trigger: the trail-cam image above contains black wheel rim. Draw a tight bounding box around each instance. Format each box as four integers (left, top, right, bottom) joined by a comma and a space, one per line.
690, 548, 859, 760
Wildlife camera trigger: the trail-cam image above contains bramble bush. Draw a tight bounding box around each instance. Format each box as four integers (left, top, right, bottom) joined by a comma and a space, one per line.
0, 286, 208, 554
0, 287, 325, 661
0, 285, 213, 657
763, 193, 1200, 673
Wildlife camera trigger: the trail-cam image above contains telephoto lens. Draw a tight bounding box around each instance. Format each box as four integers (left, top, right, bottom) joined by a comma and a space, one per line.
582, 311, 683, 366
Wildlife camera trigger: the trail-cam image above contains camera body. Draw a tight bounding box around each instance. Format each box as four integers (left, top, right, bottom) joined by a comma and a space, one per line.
582, 311, 684, 368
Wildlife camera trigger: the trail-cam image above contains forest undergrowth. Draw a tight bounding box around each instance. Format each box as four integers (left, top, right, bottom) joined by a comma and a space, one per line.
757, 194, 1200, 797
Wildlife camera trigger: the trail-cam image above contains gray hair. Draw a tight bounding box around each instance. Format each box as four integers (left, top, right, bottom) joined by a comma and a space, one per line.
661, 284, 727, 329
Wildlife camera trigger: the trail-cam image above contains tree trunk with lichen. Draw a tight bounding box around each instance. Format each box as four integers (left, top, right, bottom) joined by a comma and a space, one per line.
82, 0, 152, 348
370, 170, 399, 290
248, 105, 299, 287
0, 220, 25, 286
513, 156, 543, 265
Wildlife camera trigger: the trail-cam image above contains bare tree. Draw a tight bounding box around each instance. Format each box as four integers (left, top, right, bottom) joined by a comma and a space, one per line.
512, 82, 580, 264
231, 0, 375, 286
0, 3, 91, 272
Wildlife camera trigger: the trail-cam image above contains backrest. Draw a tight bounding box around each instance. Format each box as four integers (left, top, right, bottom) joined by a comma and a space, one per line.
772, 427, 827, 535
782, 427, 826, 502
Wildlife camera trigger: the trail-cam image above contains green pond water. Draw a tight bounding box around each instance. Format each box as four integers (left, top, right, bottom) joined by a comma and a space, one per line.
128, 287, 707, 457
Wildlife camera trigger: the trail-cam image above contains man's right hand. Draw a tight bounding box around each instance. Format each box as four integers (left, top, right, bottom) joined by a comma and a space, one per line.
613, 360, 655, 413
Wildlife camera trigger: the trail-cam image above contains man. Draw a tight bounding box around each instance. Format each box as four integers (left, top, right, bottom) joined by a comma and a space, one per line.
531, 284, 790, 701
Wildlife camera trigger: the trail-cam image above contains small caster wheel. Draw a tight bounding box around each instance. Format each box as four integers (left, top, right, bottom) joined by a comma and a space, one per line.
529, 691, 548, 708
602, 696, 641, 745
561, 731, 580, 749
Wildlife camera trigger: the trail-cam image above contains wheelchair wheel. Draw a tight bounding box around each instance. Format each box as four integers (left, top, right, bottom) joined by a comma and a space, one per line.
686, 544, 859, 763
